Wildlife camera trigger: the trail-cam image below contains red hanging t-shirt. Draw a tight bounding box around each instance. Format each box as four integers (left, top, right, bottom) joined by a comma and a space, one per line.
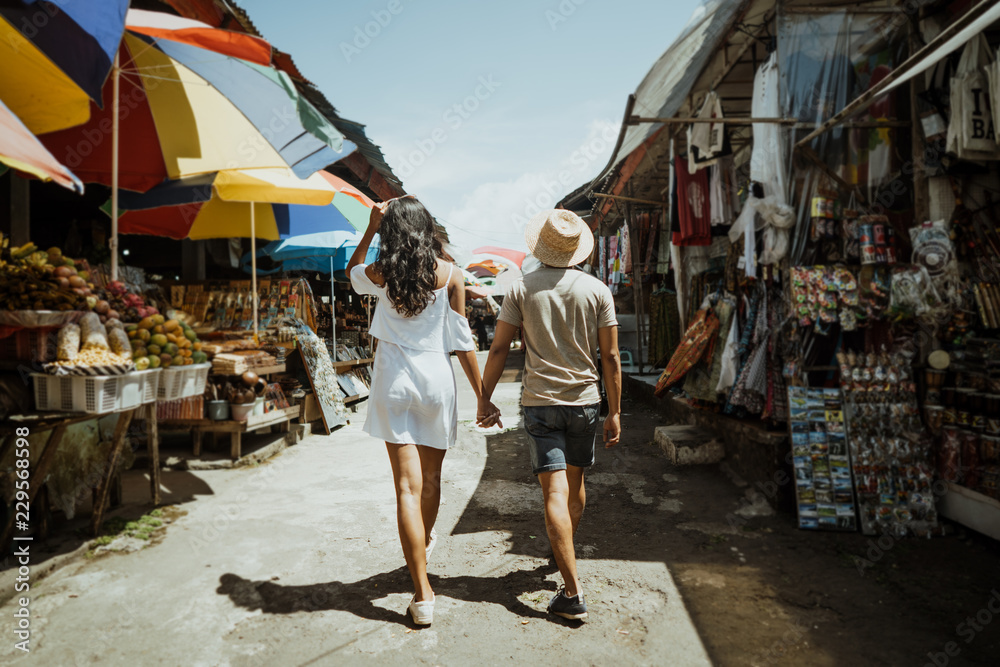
672, 156, 711, 246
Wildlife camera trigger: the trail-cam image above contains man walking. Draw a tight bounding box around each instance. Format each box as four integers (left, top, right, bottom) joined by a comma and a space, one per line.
478, 209, 622, 621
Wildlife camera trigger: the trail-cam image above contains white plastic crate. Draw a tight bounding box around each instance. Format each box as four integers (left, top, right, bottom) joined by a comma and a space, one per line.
156, 363, 211, 402
33, 369, 161, 414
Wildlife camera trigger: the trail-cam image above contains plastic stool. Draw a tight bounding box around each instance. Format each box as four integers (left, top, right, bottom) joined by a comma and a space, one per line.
620, 349, 634, 367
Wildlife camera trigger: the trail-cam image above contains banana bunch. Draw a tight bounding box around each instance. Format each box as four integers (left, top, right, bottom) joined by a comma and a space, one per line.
9, 242, 38, 261
0, 264, 81, 311
23, 251, 50, 269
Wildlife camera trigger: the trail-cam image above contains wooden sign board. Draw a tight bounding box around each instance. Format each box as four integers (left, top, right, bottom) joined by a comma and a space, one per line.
291, 321, 347, 434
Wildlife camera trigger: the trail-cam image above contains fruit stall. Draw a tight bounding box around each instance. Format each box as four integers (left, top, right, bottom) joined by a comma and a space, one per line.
0, 239, 173, 543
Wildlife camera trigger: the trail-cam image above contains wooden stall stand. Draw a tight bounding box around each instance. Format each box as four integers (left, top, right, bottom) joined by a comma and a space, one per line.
156, 360, 301, 461
159, 405, 300, 461
1, 404, 157, 542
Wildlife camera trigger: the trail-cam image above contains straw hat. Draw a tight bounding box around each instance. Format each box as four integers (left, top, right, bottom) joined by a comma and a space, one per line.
524, 209, 594, 268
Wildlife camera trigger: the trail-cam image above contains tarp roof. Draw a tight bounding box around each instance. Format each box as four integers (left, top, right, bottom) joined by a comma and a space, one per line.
586, 0, 746, 191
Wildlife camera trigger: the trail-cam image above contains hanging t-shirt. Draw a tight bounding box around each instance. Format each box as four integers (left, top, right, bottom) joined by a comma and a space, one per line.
673, 156, 711, 246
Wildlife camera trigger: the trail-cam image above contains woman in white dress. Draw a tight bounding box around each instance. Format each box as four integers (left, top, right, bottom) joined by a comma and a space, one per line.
348, 196, 494, 626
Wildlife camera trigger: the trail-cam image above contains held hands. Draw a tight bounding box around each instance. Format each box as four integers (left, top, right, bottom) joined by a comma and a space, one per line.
477, 397, 502, 429
603, 412, 621, 448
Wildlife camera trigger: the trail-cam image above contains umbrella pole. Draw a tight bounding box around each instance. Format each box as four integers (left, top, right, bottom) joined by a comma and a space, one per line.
251, 203, 258, 344
330, 256, 336, 361
110, 50, 120, 282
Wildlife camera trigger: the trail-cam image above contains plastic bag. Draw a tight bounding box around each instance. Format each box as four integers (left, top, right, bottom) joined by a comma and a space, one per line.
78, 312, 109, 351
889, 265, 942, 319
56, 323, 80, 361
107, 328, 131, 356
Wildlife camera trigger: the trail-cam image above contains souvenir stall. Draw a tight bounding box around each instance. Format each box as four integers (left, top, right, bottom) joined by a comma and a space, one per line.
574, 0, 1000, 538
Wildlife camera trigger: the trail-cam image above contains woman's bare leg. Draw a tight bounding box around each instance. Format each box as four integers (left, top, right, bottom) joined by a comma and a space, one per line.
385, 442, 433, 602
417, 445, 447, 546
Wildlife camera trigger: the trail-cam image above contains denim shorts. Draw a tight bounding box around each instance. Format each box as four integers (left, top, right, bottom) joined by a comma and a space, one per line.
522, 403, 600, 475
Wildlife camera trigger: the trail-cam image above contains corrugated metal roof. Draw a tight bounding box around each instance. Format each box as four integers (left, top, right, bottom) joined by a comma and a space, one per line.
557, 0, 747, 216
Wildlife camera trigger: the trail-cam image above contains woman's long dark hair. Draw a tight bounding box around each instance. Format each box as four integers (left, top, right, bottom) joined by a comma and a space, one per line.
377, 197, 442, 317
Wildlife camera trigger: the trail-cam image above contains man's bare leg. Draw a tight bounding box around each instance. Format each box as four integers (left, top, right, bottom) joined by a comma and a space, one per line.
538, 469, 583, 598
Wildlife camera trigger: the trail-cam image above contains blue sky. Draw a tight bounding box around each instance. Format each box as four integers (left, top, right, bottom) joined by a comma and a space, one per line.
240, 0, 702, 255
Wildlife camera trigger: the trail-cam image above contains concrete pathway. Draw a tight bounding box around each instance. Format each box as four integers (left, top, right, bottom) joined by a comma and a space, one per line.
1, 352, 711, 666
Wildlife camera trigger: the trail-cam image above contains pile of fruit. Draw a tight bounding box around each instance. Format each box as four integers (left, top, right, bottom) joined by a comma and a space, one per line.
0, 236, 98, 311
127, 314, 208, 370
96, 280, 159, 325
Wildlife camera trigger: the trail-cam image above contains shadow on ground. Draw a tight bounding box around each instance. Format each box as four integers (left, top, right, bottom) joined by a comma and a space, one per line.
448, 354, 1000, 666
216, 561, 577, 629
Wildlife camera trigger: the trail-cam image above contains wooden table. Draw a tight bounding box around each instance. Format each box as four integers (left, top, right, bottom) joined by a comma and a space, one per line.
159, 405, 301, 461
1, 403, 159, 543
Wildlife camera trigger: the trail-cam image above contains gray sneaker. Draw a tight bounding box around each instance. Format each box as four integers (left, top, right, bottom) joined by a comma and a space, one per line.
548, 588, 588, 620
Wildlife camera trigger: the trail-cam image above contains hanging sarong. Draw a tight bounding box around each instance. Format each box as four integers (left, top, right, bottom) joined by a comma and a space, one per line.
654, 306, 720, 396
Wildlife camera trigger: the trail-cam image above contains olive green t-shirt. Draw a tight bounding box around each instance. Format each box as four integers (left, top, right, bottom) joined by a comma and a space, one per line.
498, 266, 617, 406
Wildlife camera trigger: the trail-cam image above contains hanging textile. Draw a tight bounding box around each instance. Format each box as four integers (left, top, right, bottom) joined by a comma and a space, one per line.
684, 296, 736, 401
750, 52, 788, 204
643, 212, 658, 275
648, 287, 681, 367
598, 237, 607, 283
621, 223, 632, 274
654, 304, 720, 396
607, 235, 619, 291
727, 290, 769, 414
688, 91, 732, 172
673, 156, 711, 247
947, 34, 1000, 160
671, 242, 686, 324
762, 291, 788, 421
657, 210, 672, 273
709, 164, 732, 226
716, 306, 740, 393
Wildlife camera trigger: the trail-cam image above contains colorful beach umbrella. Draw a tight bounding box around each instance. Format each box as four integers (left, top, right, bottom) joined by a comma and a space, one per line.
243, 231, 380, 276
41, 10, 353, 192
467, 259, 504, 277
0, 0, 129, 134
241, 229, 379, 357
113, 166, 339, 339
41, 8, 353, 280
279, 172, 376, 236
112, 169, 338, 240
472, 246, 526, 269
0, 97, 82, 192
111, 170, 371, 240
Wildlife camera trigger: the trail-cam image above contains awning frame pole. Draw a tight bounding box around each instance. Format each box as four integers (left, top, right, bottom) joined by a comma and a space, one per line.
251, 203, 258, 344
330, 255, 336, 361
111, 51, 120, 282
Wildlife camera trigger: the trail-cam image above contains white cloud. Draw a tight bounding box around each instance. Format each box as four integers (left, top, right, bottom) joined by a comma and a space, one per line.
437, 119, 619, 255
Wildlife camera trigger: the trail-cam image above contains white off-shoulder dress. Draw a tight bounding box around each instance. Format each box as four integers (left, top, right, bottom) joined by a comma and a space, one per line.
350, 264, 476, 449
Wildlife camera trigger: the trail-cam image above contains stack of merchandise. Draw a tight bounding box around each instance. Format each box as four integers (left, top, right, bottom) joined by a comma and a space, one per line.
838, 350, 939, 537
211, 351, 277, 375
157, 396, 204, 420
